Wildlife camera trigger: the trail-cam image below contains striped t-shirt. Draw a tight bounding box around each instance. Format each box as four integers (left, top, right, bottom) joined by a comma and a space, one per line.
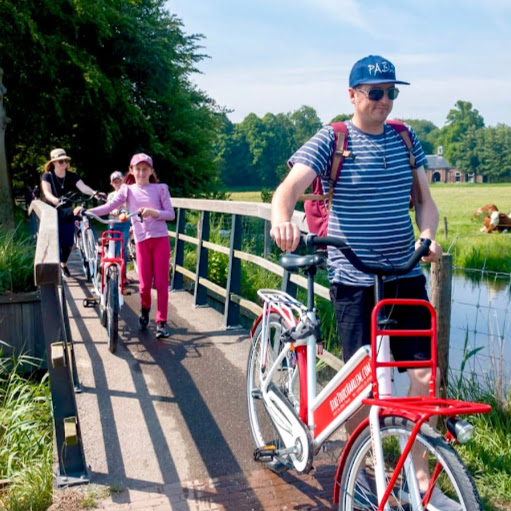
289, 121, 427, 286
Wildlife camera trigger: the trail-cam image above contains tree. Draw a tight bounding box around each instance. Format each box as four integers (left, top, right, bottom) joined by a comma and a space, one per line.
0, 0, 222, 197
433, 101, 485, 164
0, 67, 14, 230
289, 105, 322, 149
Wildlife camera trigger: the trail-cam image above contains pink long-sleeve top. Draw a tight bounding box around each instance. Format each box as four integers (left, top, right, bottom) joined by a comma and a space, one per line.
89, 183, 175, 243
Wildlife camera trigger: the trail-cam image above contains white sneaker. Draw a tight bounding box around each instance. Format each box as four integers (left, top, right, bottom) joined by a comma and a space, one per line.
424, 487, 462, 511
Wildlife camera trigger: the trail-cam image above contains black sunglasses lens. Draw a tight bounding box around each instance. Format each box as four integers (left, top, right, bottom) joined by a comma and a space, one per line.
388, 88, 399, 100
368, 89, 384, 101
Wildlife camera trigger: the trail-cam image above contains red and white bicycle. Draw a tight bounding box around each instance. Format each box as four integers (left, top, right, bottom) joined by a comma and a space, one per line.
81, 210, 141, 353
246, 235, 491, 510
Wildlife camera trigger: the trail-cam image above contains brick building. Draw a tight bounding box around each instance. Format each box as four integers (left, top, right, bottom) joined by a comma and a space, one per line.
425, 147, 484, 183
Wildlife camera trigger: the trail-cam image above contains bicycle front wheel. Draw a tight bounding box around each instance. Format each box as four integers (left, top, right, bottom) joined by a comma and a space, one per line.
85, 228, 97, 282
246, 312, 302, 473
128, 233, 137, 275
106, 265, 119, 353
76, 231, 91, 280
338, 415, 483, 511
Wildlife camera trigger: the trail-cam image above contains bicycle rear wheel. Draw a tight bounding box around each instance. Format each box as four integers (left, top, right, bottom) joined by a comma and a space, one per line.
246, 312, 302, 473
338, 415, 484, 511
106, 265, 119, 353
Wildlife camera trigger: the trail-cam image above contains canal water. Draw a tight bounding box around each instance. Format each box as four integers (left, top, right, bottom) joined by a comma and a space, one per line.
392, 269, 511, 397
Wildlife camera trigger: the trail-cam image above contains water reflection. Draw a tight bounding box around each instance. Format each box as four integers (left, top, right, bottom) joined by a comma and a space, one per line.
431, 268, 511, 388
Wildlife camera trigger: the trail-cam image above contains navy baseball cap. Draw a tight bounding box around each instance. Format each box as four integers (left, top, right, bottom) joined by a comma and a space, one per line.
349, 55, 410, 88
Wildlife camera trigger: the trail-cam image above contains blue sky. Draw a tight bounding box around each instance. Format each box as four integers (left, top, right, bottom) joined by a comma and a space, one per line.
168, 0, 511, 128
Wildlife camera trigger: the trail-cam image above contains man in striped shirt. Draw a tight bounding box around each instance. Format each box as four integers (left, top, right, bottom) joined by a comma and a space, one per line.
271, 56, 457, 510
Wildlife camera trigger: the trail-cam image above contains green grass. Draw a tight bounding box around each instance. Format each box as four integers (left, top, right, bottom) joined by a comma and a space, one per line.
0, 348, 53, 510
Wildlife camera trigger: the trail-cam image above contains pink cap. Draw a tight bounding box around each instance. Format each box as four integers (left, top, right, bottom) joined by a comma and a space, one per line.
130, 153, 153, 167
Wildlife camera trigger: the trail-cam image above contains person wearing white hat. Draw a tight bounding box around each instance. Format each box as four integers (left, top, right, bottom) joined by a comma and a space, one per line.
40, 148, 105, 277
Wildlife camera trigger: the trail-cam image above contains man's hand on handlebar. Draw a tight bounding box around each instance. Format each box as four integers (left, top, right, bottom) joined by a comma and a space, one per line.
270, 222, 302, 252
416, 238, 442, 263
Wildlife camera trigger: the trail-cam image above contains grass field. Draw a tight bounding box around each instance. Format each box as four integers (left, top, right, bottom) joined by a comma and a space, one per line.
228, 183, 511, 272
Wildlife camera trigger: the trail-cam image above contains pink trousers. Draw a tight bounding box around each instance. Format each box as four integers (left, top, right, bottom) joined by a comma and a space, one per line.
136, 236, 170, 323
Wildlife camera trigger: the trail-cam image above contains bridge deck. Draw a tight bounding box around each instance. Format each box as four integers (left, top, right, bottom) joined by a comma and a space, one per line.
62, 250, 341, 510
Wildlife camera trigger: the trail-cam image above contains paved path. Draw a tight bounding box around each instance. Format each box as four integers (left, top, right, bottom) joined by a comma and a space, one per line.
64, 251, 343, 510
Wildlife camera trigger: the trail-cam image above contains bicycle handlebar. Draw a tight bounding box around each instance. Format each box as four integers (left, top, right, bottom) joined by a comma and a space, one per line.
84, 210, 143, 225
302, 234, 431, 277
57, 191, 106, 208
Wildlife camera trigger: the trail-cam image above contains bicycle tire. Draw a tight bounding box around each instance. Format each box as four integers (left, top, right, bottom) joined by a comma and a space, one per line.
128, 234, 137, 275
246, 312, 302, 473
338, 415, 484, 511
106, 265, 119, 353
85, 228, 97, 282
76, 231, 91, 280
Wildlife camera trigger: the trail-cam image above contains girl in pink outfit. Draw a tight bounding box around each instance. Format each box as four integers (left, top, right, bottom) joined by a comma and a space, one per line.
82, 153, 175, 339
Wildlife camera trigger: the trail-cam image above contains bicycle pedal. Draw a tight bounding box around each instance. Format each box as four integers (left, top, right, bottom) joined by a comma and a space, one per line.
82, 298, 97, 308
254, 445, 277, 462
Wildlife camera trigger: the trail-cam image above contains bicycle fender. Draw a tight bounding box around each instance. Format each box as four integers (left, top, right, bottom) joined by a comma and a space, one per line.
249, 309, 299, 340
333, 417, 371, 504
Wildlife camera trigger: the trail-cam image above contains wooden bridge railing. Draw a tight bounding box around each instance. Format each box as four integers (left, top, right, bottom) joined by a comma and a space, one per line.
29, 200, 88, 486
169, 198, 452, 380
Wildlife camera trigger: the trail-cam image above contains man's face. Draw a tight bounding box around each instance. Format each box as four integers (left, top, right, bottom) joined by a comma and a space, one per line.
349, 83, 396, 124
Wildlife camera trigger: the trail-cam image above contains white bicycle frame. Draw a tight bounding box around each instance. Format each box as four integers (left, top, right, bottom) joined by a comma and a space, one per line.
257, 288, 419, 510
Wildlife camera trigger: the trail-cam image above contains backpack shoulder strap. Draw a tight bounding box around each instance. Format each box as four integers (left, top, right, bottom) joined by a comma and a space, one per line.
386, 119, 423, 204
323, 122, 351, 210
299, 122, 351, 202
386, 120, 416, 169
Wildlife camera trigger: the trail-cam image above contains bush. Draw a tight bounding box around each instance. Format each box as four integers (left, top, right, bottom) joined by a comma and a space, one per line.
0, 222, 35, 294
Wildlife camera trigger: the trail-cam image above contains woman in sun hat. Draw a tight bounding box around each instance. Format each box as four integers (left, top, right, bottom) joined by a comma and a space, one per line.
40, 148, 104, 277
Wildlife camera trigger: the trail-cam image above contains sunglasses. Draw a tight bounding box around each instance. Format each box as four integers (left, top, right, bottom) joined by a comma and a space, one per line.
355, 87, 400, 101
56, 159, 68, 165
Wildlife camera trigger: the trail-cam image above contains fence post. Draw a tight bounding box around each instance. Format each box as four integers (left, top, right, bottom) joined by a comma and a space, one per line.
194, 210, 210, 306
430, 253, 452, 396
263, 220, 272, 258
171, 208, 186, 291
224, 214, 242, 327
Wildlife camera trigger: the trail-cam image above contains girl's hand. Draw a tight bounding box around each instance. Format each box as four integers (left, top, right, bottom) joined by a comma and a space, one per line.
73, 206, 85, 216
139, 207, 159, 219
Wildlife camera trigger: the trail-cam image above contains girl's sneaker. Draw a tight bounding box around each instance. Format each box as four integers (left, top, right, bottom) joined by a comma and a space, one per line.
156, 322, 171, 339
139, 307, 150, 330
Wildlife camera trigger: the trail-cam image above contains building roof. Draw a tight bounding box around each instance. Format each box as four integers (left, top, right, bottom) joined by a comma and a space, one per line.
426, 154, 452, 169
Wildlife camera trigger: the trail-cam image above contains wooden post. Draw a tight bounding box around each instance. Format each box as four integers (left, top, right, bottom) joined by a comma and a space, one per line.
443, 216, 448, 240
430, 253, 452, 397
194, 210, 210, 306
224, 214, 242, 327
263, 220, 272, 258
171, 208, 186, 291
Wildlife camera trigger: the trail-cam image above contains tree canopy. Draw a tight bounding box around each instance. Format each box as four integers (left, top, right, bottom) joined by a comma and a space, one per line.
0, 0, 223, 196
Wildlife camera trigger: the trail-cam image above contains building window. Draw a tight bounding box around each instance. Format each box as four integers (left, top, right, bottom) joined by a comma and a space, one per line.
455, 172, 461, 183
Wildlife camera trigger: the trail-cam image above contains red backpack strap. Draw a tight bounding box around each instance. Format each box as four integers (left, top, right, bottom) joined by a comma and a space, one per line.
386, 119, 423, 204
325, 122, 351, 211
299, 122, 351, 202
